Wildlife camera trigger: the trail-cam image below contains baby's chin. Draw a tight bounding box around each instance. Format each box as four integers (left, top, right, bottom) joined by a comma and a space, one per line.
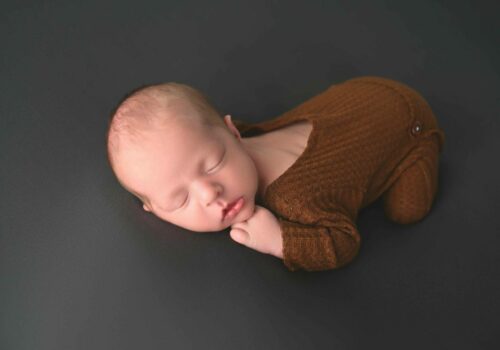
230, 200, 257, 225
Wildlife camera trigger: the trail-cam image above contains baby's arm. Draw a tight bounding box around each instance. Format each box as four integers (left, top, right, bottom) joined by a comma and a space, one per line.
277, 211, 361, 271
229, 204, 361, 272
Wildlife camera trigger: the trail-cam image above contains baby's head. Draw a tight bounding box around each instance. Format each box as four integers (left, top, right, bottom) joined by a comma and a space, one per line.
106, 82, 259, 232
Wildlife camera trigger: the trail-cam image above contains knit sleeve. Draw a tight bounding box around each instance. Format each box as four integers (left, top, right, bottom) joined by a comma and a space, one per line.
277, 211, 361, 272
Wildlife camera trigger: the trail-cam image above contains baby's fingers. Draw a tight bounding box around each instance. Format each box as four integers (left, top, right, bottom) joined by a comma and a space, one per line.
230, 228, 249, 245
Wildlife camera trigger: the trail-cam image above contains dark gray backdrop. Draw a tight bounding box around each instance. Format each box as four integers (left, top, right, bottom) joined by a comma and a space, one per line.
1, 1, 499, 349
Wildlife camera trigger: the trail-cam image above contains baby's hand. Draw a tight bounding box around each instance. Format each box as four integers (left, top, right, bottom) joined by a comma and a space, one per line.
229, 205, 284, 259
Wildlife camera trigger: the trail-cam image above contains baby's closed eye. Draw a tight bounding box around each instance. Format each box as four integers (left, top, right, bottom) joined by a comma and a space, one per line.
207, 150, 226, 173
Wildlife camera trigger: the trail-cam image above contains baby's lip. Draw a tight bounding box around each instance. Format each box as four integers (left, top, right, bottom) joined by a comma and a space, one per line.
222, 197, 241, 220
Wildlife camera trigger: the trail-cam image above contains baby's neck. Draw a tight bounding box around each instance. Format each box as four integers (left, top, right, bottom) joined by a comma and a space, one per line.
241, 135, 273, 201
240, 120, 313, 203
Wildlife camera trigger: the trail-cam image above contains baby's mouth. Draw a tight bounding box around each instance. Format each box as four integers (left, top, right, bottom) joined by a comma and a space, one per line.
222, 197, 243, 220
223, 200, 236, 216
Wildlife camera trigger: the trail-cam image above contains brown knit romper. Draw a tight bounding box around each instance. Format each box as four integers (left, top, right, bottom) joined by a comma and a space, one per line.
381, 84, 444, 225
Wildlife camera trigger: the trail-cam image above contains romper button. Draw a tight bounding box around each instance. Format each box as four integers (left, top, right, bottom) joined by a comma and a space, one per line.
411, 121, 423, 136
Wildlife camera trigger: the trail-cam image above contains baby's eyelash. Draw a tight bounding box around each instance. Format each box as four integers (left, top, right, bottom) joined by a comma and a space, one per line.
211, 160, 222, 171
172, 195, 188, 211
208, 154, 225, 172
208, 163, 218, 172
178, 151, 225, 210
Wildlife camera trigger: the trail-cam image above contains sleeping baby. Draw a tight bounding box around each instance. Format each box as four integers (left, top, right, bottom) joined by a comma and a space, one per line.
106, 76, 445, 271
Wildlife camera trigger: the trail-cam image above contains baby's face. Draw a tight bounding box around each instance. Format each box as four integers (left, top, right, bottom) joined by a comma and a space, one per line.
114, 117, 259, 232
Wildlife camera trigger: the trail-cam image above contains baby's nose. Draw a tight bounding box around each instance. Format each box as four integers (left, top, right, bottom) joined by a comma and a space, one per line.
195, 181, 222, 205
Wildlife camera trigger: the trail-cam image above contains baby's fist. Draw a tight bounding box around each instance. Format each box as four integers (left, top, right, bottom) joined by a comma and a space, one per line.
229, 205, 283, 259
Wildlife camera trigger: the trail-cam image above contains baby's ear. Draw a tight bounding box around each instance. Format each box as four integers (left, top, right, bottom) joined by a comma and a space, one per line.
224, 114, 241, 140
143, 204, 151, 212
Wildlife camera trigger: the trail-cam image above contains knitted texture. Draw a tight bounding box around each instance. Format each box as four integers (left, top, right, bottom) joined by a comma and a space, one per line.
383, 135, 440, 224
232, 76, 445, 272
